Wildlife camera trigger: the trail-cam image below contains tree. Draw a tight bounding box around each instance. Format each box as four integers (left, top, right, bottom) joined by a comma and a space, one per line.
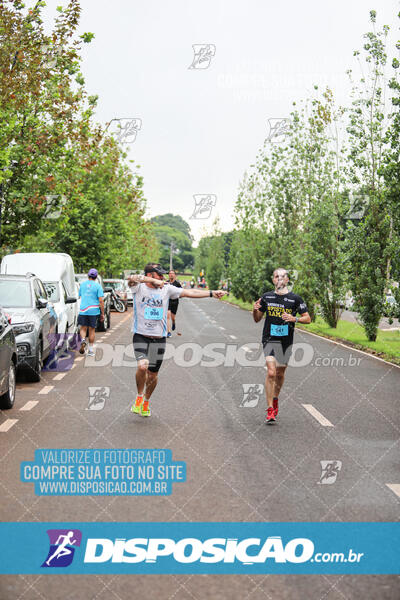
151, 213, 193, 241
0, 0, 156, 274
151, 224, 193, 271
346, 11, 393, 340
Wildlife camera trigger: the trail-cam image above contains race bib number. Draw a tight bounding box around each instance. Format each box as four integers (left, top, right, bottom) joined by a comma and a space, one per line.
270, 324, 289, 337
144, 306, 163, 320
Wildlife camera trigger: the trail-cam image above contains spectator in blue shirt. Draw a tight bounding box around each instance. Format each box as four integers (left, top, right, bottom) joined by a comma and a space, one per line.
77, 268, 104, 356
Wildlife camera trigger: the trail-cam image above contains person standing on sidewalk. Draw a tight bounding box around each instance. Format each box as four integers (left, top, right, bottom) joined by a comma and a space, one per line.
129, 263, 226, 417
78, 268, 104, 357
253, 268, 311, 424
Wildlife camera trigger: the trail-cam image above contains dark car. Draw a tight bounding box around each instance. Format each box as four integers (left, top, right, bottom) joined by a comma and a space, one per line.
0, 306, 17, 409
75, 273, 111, 331
0, 274, 56, 382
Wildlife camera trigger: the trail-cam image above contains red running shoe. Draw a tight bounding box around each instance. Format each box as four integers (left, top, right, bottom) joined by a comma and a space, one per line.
266, 406, 276, 424
273, 397, 279, 418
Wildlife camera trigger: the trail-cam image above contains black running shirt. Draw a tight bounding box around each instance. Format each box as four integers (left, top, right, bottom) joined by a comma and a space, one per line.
258, 290, 308, 345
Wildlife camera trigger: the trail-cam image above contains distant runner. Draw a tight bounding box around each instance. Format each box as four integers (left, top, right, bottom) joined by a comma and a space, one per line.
167, 269, 182, 337
78, 268, 104, 357
253, 268, 311, 424
128, 263, 226, 417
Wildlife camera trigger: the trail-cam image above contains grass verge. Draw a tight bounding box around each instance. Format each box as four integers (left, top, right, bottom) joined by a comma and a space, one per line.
222, 294, 400, 366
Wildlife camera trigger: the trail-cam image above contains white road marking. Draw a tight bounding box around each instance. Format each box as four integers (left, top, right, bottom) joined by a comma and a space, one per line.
20, 401, 39, 411
229, 335, 237, 339
75, 356, 84, 361
53, 373, 66, 380
38, 386, 54, 395
219, 326, 226, 331
70, 364, 76, 369
386, 484, 400, 498
0, 419, 18, 432
302, 404, 334, 427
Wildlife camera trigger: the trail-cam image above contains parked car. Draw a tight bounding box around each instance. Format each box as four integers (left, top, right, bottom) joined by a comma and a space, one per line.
0, 306, 17, 409
104, 279, 128, 310
75, 273, 111, 331
75, 282, 81, 314
126, 282, 133, 306
1, 253, 78, 334
0, 274, 57, 381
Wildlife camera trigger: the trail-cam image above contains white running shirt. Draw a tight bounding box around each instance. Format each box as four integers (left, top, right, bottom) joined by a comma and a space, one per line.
130, 282, 183, 337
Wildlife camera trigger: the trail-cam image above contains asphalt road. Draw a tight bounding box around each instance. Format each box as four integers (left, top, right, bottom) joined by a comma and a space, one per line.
0, 298, 399, 599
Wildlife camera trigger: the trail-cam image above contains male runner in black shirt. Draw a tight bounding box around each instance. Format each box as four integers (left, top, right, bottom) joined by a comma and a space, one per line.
253, 268, 311, 424
167, 269, 182, 337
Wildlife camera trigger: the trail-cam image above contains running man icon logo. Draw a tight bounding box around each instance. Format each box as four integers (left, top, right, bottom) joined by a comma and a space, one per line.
188, 44, 216, 69
240, 384, 264, 408
318, 460, 342, 485
190, 194, 217, 219
87, 386, 110, 411
41, 529, 82, 568
109, 118, 142, 143
267, 118, 291, 144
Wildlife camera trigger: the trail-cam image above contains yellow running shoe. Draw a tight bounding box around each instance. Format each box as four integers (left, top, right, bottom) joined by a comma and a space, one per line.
140, 400, 151, 417
131, 395, 143, 414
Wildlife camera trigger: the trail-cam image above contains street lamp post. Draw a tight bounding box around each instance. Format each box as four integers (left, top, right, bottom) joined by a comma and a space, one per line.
169, 241, 176, 270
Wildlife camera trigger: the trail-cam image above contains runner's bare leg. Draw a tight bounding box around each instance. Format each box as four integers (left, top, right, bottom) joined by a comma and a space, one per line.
136, 359, 148, 395
265, 357, 276, 408
274, 365, 287, 398
144, 371, 158, 400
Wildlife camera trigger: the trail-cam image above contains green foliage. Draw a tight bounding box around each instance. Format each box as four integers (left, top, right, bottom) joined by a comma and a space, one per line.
194, 8, 400, 340
152, 224, 193, 271
151, 213, 193, 241
0, 0, 156, 276
194, 219, 232, 290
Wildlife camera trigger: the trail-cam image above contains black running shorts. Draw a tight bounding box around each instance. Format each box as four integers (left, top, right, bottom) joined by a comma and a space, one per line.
262, 340, 292, 365
133, 333, 166, 373
168, 299, 179, 315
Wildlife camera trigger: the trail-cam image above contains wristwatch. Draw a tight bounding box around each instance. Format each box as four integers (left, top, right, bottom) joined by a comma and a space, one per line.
295, 317, 299, 323
209, 290, 213, 297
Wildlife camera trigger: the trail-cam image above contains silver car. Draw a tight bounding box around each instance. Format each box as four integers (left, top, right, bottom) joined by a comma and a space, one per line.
0, 274, 57, 382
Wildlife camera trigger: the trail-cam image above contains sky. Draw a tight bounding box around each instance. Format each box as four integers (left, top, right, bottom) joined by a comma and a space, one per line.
38, 0, 399, 242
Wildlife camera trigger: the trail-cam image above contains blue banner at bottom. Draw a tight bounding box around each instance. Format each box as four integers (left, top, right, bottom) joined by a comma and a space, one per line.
0, 522, 398, 574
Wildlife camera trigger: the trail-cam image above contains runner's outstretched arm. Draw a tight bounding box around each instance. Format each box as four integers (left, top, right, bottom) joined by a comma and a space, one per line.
180, 289, 226, 299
